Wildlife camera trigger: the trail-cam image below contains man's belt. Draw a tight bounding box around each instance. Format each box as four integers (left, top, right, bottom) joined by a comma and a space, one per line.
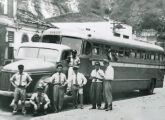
17, 85, 26, 88
53, 83, 62, 86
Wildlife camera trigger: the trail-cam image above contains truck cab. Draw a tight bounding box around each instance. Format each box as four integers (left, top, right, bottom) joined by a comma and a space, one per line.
0, 42, 72, 98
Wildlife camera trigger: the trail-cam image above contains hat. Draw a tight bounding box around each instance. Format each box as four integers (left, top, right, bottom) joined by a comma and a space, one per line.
95, 61, 100, 66
37, 86, 44, 91
103, 59, 109, 63
56, 63, 63, 68
18, 64, 24, 69
73, 65, 80, 69
72, 50, 77, 54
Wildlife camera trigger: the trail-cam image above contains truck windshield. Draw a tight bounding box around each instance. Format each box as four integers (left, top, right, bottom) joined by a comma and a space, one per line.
17, 47, 59, 61
61, 37, 82, 55
42, 35, 60, 44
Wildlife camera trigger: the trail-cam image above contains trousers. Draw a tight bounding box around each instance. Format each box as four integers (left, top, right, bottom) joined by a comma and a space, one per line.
13, 87, 26, 111
53, 85, 65, 111
90, 82, 103, 107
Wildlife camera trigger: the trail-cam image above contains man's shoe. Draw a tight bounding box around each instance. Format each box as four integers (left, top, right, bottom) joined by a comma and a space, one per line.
43, 111, 47, 115
89, 107, 96, 110
80, 106, 84, 109
97, 106, 101, 110
74, 105, 78, 109
12, 110, 17, 115
105, 106, 112, 111
22, 110, 26, 115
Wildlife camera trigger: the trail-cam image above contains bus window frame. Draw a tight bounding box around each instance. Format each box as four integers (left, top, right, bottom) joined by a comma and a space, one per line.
82, 40, 92, 56
61, 36, 83, 55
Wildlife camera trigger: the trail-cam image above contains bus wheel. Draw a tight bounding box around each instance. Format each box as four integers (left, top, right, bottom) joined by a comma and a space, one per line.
147, 80, 155, 95
140, 79, 155, 95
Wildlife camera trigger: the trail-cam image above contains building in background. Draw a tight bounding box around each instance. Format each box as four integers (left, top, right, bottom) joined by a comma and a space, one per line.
0, 0, 52, 65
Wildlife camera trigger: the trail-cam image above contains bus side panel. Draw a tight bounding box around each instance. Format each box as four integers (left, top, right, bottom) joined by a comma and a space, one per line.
112, 65, 164, 92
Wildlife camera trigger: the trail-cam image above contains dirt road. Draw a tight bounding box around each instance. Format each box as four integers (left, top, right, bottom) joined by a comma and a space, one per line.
31, 88, 165, 120
0, 87, 165, 120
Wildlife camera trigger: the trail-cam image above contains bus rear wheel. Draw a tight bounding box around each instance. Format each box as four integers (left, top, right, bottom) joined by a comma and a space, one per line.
140, 80, 155, 95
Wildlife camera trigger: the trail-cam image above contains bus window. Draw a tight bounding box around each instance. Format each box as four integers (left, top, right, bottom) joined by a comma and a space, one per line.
159, 54, 163, 61
130, 50, 136, 58
42, 35, 60, 44
83, 41, 92, 55
118, 48, 124, 57
151, 54, 155, 60
61, 37, 82, 55
125, 50, 130, 57
92, 43, 100, 55
136, 51, 140, 59
155, 54, 159, 60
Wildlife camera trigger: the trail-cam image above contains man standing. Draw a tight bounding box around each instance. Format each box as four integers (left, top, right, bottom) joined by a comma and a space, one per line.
49, 63, 67, 112
10, 64, 32, 115
68, 50, 80, 79
90, 62, 104, 109
30, 86, 50, 116
103, 59, 114, 111
69, 65, 87, 109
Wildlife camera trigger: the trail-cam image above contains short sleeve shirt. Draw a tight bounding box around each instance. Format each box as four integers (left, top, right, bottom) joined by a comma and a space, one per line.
104, 64, 114, 80
90, 69, 104, 82
49, 72, 66, 84
10, 72, 32, 86
69, 72, 87, 85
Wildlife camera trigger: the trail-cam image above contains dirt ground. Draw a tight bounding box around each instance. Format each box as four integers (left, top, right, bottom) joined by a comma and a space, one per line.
31, 88, 165, 120
1, 84, 165, 120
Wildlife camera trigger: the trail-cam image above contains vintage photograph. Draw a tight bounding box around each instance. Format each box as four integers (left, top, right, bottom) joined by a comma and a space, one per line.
0, 0, 165, 120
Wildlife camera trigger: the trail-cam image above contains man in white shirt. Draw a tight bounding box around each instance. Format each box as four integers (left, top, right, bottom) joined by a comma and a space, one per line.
10, 64, 32, 115
49, 63, 67, 112
68, 50, 80, 80
90, 61, 104, 109
69, 65, 87, 109
30, 86, 50, 116
103, 59, 114, 111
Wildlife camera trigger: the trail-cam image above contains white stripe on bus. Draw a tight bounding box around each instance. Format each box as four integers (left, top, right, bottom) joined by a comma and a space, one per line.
111, 62, 165, 69
91, 61, 165, 69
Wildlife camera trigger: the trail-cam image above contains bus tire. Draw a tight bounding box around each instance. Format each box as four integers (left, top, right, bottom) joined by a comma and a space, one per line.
140, 79, 155, 95
147, 79, 156, 95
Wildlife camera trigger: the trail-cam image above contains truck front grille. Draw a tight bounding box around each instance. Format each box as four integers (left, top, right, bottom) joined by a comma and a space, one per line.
0, 72, 14, 91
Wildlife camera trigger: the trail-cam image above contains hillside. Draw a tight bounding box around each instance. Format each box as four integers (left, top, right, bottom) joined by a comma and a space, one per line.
17, 0, 165, 32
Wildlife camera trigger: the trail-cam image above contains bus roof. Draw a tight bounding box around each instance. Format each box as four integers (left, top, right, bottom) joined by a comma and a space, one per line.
43, 24, 164, 53
18, 42, 71, 51
89, 34, 164, 53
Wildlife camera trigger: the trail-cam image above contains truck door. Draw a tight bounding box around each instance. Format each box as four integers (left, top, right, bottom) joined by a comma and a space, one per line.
60, 50, 71, 77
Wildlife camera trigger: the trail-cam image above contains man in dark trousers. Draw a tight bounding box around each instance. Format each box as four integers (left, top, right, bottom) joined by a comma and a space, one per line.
10, 64, 32, 115
30, 86, 50, 116
90, 62, 104, 110
49, 63, 67, 112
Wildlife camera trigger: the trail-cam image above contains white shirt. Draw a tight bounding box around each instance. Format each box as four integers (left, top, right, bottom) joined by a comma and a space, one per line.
69, 56, 80, 67
49, 72, 66, 84
69, 72, 87, 86
104, 64, 114, 81
10, 72, 32, 86
90, 69, 104, 82
30, 93, 50, 104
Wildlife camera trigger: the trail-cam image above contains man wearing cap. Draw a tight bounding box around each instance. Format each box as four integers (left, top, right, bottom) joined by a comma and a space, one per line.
90, 61, 104, 109
68, 65, 87, 109
10, 64, 32, 115
30, 86, 50, 116
49, 63, 67, 112
103, 59, 114, 111
68, 50, 80, 80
